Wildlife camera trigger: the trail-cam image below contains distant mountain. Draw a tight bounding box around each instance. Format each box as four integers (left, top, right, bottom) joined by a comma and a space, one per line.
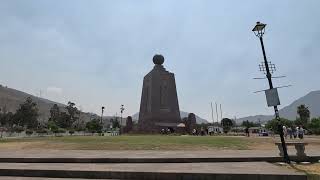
236, 90, 320, 124
132, 111, 209, 124
0, 85, 95, 123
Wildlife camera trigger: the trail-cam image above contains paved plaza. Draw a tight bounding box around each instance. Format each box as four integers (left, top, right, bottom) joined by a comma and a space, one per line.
0, 148, 318, 158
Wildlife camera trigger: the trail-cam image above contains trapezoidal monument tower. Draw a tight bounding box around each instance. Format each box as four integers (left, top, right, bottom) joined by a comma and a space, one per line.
138, 54, 181, 133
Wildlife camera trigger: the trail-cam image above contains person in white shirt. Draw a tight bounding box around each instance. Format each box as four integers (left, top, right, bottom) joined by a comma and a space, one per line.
283, 126, 287, 139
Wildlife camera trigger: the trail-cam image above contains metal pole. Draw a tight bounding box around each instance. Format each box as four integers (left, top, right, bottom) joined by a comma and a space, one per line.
211, 102, 214, 123
120, 105, 124, 135
215, 102, 219, 124
259, 36, 290, 163
101, 107, 105, 124
220, 104, 223, 120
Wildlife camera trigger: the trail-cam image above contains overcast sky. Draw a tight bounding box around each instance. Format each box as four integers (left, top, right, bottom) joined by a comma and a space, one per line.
0, 1, 319, 121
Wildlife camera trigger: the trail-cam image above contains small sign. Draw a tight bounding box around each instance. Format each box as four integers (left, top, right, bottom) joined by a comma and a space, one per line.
265, 88, 280, 107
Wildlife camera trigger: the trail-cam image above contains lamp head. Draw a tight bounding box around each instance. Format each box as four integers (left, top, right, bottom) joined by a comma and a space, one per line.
252, 21, 266, 37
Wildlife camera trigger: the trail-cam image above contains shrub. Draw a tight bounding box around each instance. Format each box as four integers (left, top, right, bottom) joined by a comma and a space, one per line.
26, 129, 33, 136
36, 128, 48, 134
57, 128, 66, 134
69, 129, 75, 135
265, 118, 293, 134
53, 128, 66, 136
308, 118, 320, 135
12, 126, 24, 133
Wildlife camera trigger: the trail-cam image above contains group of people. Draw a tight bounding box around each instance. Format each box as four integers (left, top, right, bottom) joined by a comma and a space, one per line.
160, 128, 174, 134
192, 127, 207, 136
283, 125, 304, 139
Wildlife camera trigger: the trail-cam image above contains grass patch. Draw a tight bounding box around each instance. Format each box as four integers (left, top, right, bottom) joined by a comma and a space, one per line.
0, 135, 250, 150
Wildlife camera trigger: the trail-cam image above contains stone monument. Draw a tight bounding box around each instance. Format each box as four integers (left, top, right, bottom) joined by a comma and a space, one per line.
138, 54, 181, 133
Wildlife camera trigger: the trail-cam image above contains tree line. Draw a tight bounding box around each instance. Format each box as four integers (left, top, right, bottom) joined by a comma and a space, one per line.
0, 97, 116, 135
265, 104, 320, 134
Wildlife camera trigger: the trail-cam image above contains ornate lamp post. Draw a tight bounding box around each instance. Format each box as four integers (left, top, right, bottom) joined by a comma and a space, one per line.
252, 22, 290, 163
120, 104, 125, 134
101, 106, 105, 124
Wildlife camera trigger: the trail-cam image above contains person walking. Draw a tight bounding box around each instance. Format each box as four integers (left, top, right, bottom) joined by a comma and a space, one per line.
298, 126, 304, 139
287, 127, 293, 139
245, 127, 249, 137
296, 126, 300, 138
283, 126, 288, 139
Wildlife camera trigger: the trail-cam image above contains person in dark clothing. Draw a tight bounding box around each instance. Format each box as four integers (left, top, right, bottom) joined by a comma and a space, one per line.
245, 127, 250, 137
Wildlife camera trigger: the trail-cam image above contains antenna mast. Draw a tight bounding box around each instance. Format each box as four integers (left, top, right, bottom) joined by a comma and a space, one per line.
210, 102, 214, 123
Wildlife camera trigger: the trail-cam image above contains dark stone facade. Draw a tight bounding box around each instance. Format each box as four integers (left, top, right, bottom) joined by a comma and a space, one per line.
138, 55, 181, 133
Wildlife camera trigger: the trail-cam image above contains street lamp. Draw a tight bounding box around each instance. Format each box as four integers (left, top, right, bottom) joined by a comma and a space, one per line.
120, 105, 125, 134
101, 106, 105, 124
252, 22, 290, 163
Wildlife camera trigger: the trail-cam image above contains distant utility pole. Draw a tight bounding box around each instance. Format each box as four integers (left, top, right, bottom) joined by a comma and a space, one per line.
210, 102, 214, 123
220, 104, 223, 120
215, 102, 218, 124
78, 106, 83, 128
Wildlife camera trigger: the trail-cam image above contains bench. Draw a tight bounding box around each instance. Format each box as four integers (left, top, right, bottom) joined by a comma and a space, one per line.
275, 142, 308, 157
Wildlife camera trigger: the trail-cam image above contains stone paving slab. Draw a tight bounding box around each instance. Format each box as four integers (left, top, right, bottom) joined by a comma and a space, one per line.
0, 149, 318, 158
0, 149, 318, 163
0, 177, 116, 180
0, 162, 301, 175
0, 162, 307, 180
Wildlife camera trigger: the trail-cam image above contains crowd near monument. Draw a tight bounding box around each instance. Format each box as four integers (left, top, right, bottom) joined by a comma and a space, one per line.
138, 55, 181, 133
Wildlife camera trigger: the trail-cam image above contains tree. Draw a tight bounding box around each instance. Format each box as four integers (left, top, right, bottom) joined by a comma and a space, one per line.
69, 129, 75, 136
0, 111, 13, 127
49, 104, 60, 122
36, 128, 48, 136
25, 129, 33, 136
65, 101, 79, 128
55, 112, 71, 129
221, 118, 233, 133
308, 118, 320, 135
48, 120, 59, 135
13, 97, 39, 129
265, 118, 293, 134
86, 119, 102, 134
297, 104, 310, 125
111, 118, 120, 129
241, 120, 260, 128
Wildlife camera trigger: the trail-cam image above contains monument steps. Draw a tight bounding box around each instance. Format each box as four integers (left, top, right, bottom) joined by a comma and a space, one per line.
0, 162, 306, 180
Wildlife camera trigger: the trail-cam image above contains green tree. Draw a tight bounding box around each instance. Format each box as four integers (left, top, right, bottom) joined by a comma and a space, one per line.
49, 104, 60, 122
65, 101, 79, 128
13, 97, 39, 129
55, 112, 71, 129
86, 119, 102, 134
0, 111, 14, 127
265, 118, 293, 134
221, 118, 233, 133
47, 120, 59, 135
297, 104, 310, 125
308, 118, 320, 135
111, 118, 120, 129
